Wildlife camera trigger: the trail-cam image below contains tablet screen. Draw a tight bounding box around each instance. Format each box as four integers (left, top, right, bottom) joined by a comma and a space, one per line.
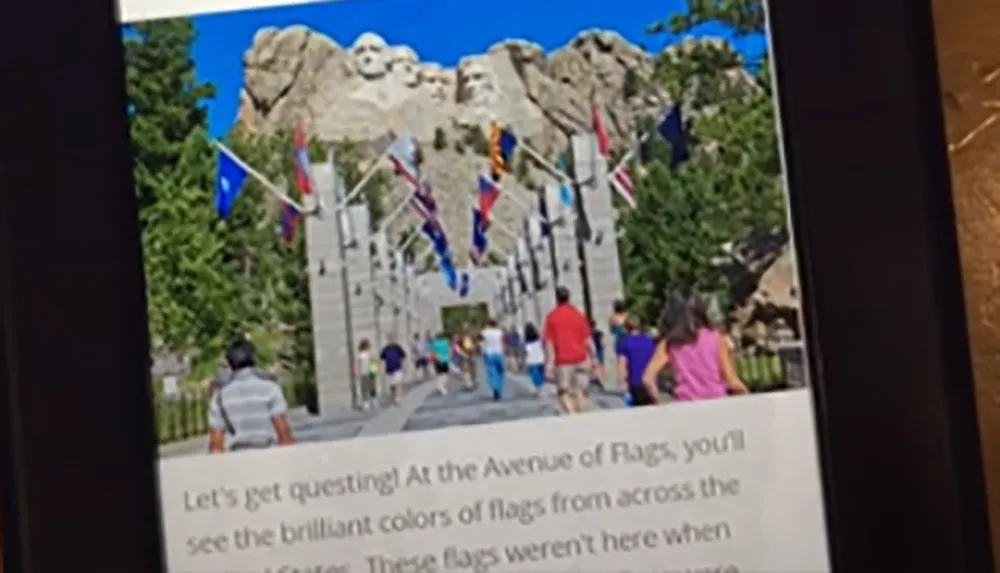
119, 0, 831, 570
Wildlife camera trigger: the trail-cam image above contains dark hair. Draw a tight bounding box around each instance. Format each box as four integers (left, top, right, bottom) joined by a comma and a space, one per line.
659, 293, 711, 348
359, 338, 371, 351
613, 299, 626, 313
225, 338, 256, 370
555, 286, 571, 304
486, 318, 497, 328
524, 322, 540, 343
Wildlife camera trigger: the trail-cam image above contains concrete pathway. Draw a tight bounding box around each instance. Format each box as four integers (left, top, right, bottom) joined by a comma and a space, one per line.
159, 370, 628, 459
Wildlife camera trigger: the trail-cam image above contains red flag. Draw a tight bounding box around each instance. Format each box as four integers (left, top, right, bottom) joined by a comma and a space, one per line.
591, 100, 611, 158
609, 164, 636, 208
477, 175, 501, 221
293, 123, 313, 197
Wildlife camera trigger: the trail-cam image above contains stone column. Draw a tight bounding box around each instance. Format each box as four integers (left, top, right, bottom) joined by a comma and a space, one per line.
572, 133, 626, 386
547, 183, 587, 315
371, 231, 396, 349
344, 204, 378, 397
305, 161, 352, 413
306, 165, 377, 412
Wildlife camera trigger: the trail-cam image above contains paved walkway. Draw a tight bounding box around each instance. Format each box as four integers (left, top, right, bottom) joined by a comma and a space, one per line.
159, 369, 627, 458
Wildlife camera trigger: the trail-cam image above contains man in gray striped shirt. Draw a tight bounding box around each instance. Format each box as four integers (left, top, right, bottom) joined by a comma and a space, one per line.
208, 338, 295, 453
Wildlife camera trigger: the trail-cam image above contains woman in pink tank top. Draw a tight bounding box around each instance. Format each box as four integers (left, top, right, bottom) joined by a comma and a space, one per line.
641, 294, 748, 403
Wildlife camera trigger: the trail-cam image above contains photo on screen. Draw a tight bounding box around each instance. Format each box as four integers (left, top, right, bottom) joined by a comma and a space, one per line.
122, 0, 830, 570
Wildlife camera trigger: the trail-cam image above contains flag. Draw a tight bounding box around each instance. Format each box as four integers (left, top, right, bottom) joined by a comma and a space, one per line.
658, 104, 691, 168
458, 272, 471, 298
440, 253, 458, 290
279, 202, 300, 243
421, 221, 449, 256
469, 208, 489, 266
477, 175, 501, 220
592, 99, 611, 158
488, 122, 518, 182
215, 146, 250, 219
293, 123, 313, 197
554, 155, 574, 209
387, 135, 422, 189
410, 189, 439, 226
609, 163, 636, 208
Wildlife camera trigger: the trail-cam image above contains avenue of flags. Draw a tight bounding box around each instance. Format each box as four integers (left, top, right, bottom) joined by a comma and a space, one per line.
211, 102, 692, 293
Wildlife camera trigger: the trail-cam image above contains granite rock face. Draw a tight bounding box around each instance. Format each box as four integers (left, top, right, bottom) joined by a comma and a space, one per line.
235, 26, 794, 325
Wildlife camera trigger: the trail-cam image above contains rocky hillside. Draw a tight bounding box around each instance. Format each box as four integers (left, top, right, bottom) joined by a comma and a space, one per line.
234, 27, 749, 256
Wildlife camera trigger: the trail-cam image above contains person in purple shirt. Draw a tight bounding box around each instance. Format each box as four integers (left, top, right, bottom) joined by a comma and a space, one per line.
615, 317, 658, 406
641, 294, 749, 403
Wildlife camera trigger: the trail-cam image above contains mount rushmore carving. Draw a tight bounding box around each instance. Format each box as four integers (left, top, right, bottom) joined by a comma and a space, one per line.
235, 26, 755, 260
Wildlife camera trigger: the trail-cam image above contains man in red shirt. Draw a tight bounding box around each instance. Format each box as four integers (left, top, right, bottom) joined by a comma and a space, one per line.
543, 286, 596, 414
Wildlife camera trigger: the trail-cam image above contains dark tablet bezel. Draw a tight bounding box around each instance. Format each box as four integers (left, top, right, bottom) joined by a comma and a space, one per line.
0, 0, 992, 570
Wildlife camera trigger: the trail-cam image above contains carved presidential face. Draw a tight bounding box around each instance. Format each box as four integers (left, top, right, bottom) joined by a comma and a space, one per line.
419, 63, 455, 102
457, 57, 497, 107
389, 46, 420, 88
351, 32, 389, 80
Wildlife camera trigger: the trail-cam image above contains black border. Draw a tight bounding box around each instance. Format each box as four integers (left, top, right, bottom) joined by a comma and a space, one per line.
0, 0, 993, 570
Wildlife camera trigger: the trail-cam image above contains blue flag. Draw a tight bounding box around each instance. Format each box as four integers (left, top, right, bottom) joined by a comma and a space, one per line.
556, 155, 573, 208
469, 209, 489, 265
421, 221, 449, 255
657, 104, 691, 169
215, 146, 250, 219
458, 272, 471, 298
440, 253, 458, 290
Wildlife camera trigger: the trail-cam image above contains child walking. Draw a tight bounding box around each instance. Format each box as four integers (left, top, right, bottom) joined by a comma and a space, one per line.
355, 339, 379, 410
641, 294, 749, 403
430, 333, 452, 395
523, 323, 546, 396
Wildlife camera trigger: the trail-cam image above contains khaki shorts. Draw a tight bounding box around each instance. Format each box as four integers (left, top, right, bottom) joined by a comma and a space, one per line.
555, 361, 591, 393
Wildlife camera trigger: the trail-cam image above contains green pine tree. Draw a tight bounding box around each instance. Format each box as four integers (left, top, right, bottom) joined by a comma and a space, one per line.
620, 0, 783, 326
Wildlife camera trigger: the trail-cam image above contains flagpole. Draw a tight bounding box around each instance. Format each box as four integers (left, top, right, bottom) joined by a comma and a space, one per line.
376, 187, 417, 231
397, 227, 421, 252
608, 131, 652, 177
518, 142, 573, 185
213, 141, 307, 213
330, 131, 398, 211
490, 219, 520, 241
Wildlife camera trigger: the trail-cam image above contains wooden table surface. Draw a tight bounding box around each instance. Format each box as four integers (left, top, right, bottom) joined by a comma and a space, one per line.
933, 0, 1000, 561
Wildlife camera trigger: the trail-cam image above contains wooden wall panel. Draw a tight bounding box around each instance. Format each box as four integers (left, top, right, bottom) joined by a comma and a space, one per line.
933, 0, 1000, 564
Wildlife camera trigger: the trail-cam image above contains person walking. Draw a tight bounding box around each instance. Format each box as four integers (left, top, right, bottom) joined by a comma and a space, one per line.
480, 318, 507, 401
616, 317, 658, 406
461, 329, 479, 385
411, 333, 429, 381
543, 286, 596, 414
523, 322, 546, 396
609, 300, 628, 347
430, 332, 452, 395
379, 333, 407, 405
641, 294, 749, 403
590, 319, 607, 388
208, 337, 295, 453
354, 339, 379, 410
505, 325, 523, 372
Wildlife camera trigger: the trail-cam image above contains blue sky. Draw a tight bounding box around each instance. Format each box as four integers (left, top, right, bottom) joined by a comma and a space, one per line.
192, 0, 767, 137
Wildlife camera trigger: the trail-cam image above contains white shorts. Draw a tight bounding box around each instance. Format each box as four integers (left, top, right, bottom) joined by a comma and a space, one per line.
387, 370, 404, 386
